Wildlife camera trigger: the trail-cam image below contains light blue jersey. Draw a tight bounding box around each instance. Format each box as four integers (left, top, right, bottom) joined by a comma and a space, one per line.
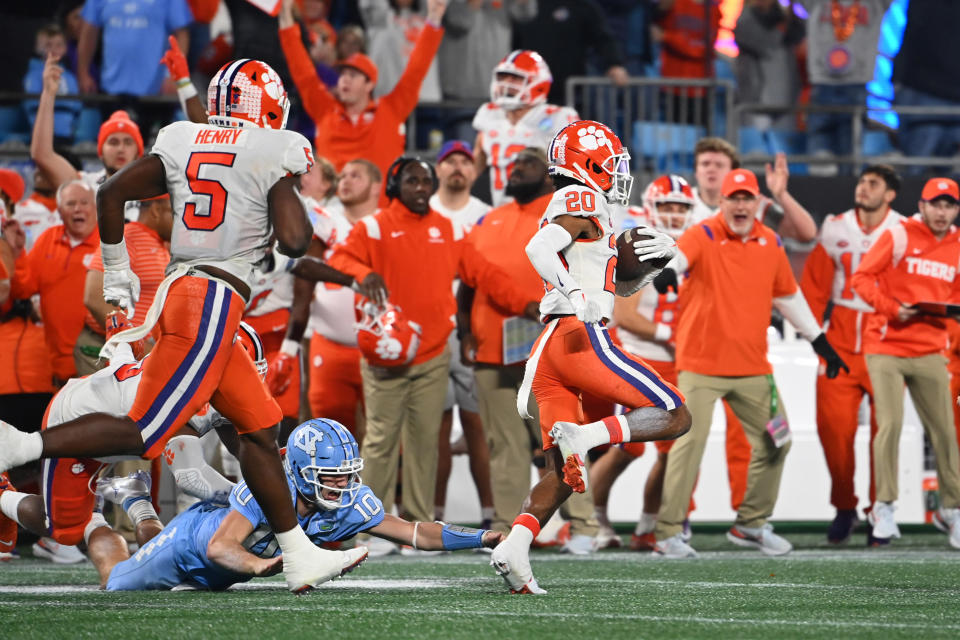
106, 477, 384, 591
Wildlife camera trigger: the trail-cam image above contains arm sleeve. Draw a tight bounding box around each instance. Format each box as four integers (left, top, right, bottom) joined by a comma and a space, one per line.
278, 24, 337, 124
327, 221, 374, 283
850, 230, 901, 319
799, 242, 835, 323
524, 223, 578, 297
382, 24, 445, 119
773, 290, 822, 341
458, 239, 531, 316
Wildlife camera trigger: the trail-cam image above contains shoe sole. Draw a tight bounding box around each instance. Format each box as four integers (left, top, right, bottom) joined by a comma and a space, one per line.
291, 549, 369, 594
32, 544, 86, 564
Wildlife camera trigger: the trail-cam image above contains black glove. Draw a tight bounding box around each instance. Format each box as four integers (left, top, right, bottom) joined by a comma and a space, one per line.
653, 268, 678, 295
811, 333, 849, 379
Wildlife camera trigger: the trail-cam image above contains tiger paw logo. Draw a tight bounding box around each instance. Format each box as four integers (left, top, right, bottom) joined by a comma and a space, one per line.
577, 125, 608, 151
163, 448, 175, 465
375, 336, 403, 360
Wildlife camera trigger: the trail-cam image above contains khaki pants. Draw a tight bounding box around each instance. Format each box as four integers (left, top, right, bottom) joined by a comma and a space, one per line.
656, 371, 791, 539
474, 364, 596, 536
73, 326, 106, 376
866, 353, 960, 508
360, 349, 450, 523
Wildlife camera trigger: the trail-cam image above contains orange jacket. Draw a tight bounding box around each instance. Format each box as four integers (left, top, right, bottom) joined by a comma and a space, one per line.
329, 199, 530, 366
675, 213, 798, 376
0, 316, 54, 394
10, 225, 99, 380
279, 22, 443, 203
851, 217, 960, 357
467, 193, 550, 365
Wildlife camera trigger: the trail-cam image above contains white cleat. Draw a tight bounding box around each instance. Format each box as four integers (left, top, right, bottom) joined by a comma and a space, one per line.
560, 533, 597, 555
285, 546, 368, 594
32, 537, 87, 564
595, 524, 623, 549
652, 533, 698, 558
868, 502, 901, 540
932, 507, 960, 549
0, 421, 26, 474
490, 540, 547, 594
548, 421, 591, 493
727, 524, 793, 556
96, 471, 152, 508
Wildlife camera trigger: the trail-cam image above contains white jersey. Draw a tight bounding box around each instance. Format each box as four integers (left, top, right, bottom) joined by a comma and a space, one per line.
308, 201, 363, 346
14, 198, 60, 251
46, 344, 141, 426
818, 208, 903, 312
48, 344, 222, 436
429, 194, 491, 236
538, 185, 617, 321
690, 187, 717, 224
472, 102, 579, 206
80, 168, 140, 222
151, 121, 313, 289
246, 249, 296, 318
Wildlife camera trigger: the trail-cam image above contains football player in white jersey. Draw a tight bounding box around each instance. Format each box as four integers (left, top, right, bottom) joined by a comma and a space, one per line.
0, 59, 368, 592
800, 164, 904, 545
270, 159, 383, 440
0, 315, 270, 560
489, 120, 692, 594
472, 50, 579, 207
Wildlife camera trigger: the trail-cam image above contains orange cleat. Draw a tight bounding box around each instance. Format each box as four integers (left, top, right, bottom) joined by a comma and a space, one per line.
0, 472, 18, 560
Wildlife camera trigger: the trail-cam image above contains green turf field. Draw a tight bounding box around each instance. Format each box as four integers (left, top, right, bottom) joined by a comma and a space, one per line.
2, 529, 959, 639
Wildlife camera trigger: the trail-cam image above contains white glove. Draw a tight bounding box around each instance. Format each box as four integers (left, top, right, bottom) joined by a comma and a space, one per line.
632, 226, 678, 263
103, 265, 141, 318
568, 289, 603, 324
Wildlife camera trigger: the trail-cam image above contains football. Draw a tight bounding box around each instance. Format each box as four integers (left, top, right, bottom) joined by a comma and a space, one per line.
616, 228, 670, 282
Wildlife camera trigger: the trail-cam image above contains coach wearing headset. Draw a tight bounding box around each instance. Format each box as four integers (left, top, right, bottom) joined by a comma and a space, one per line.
329, 157, 540, 544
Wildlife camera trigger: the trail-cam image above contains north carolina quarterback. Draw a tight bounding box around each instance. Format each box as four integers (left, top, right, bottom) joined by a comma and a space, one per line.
472, 50, 579, 206
83, 420, 502, 590
0, 59, 366, 592
489, 120, 692, 594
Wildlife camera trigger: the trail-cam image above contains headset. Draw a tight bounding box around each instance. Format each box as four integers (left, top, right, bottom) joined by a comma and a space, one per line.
384, 156, 439, 200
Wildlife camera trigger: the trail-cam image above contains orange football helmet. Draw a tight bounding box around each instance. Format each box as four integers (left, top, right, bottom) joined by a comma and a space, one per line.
105, 310, 147, 360
642, 174, 695, 238
548, 120, 633, 205
208, 59, 290, 130
237, 321, 268, 380
355, 302, 422, 368
490, 50, 552, 110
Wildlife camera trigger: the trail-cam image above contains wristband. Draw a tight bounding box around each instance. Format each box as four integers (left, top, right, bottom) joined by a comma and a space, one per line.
101, 239, 130, 269
280, 339, 300, 357
440, 523, 485, 551
653, 323, 671, 343
177, 82, 198, 102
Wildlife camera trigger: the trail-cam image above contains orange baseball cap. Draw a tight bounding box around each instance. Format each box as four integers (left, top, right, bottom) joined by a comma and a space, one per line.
921, 177, 960, 204
0, 169, 25, 203
336, 53, 378, 86
721, 169, 760, 198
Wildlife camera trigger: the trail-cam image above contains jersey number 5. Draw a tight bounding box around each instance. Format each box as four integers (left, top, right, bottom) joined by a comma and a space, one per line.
183, 151, 237, 231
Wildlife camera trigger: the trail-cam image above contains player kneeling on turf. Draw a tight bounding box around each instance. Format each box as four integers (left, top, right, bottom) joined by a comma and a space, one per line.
88, 419, 503, 590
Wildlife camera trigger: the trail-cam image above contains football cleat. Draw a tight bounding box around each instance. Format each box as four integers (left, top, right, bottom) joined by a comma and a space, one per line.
96, 471, 152, 511
629, 532, 657, 551
726, 523, 793, 556
559, 533, 597, 555
490, 540, 546, 595
652, 533, 698, 558
595, 524, 622, 549
549, 421, 591, 493
827, 509, 859, 544
286, 546, 368, 594
0, 472, 18, 558
932, 507, 960, 549
32, 537, 86, 564
868, 502, 900, 540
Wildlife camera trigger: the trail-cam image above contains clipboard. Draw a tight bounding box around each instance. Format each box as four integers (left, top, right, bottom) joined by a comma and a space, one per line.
911, 301, 960, 317
502, 316, 544, 365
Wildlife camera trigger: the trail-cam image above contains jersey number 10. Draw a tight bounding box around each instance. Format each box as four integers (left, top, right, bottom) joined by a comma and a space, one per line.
183, 152, 237, 231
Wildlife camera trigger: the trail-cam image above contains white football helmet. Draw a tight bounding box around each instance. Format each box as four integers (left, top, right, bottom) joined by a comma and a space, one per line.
490, 50, 552, 111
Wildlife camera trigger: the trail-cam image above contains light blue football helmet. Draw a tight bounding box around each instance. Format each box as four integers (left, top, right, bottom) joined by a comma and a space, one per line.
284, 419, 364, 510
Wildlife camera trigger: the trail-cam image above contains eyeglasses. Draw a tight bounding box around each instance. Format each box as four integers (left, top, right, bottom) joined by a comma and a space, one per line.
724, 194, 757, 204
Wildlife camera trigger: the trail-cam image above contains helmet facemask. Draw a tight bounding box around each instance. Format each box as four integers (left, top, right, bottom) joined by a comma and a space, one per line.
294, 458, 364, 511
602, 150, 633, 206
491, 72, 532, 111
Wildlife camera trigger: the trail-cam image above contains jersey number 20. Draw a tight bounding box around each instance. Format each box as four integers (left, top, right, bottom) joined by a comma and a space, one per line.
183, 152, 237, 231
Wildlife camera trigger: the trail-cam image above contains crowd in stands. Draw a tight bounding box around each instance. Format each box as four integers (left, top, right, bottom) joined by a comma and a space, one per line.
2, 0, 960, 564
